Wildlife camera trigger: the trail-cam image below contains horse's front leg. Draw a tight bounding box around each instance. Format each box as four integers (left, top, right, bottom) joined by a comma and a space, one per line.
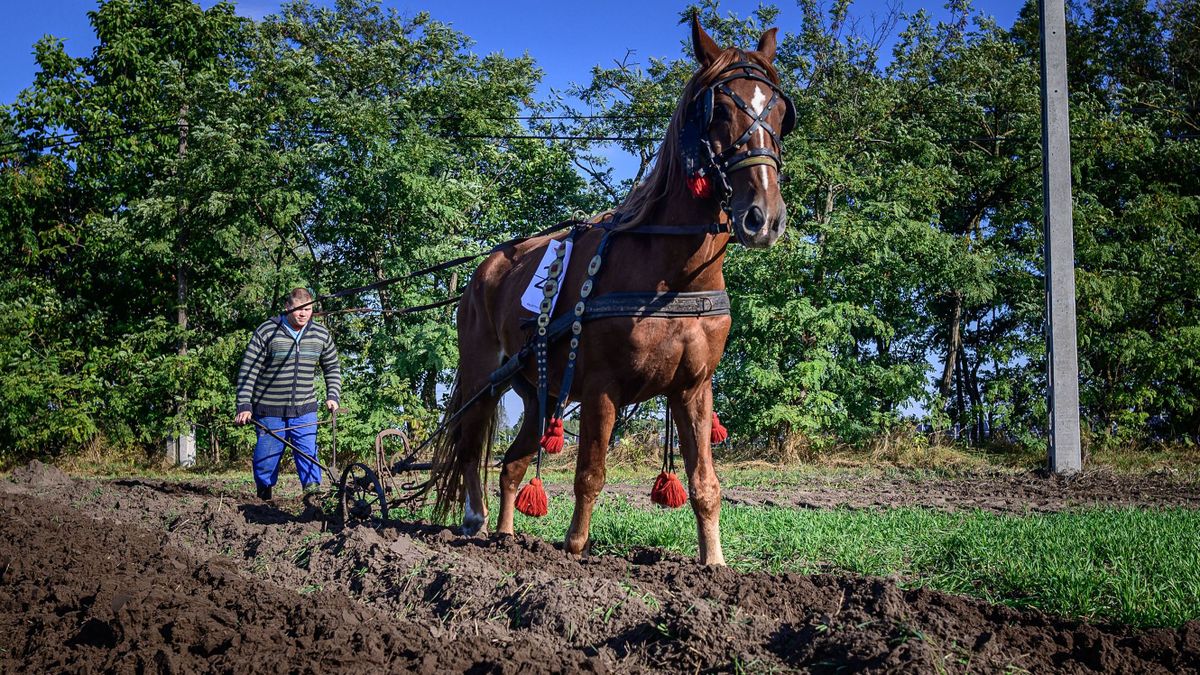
497, 383, 555, 535
564, 392, 617, 555
669, 386, 725, 565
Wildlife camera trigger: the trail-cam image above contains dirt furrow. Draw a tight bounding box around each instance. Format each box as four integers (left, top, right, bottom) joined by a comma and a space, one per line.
2, 463, 1198, 673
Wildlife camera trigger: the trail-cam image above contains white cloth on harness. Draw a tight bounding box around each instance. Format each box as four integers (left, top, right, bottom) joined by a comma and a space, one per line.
520, 238, 574, 315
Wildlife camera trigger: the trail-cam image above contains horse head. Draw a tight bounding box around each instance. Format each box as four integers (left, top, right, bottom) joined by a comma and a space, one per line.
681, 17, 793, 248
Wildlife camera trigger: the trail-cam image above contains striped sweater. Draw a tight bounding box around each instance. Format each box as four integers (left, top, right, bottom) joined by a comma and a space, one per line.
235, 316, 342, 418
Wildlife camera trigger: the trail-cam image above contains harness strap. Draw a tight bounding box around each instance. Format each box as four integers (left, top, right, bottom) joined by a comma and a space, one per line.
527, 290, 731, 344
604, 222, 730, 236
548, 231, 615, 425
713, 81, 784, 164
722, 152, 781, 173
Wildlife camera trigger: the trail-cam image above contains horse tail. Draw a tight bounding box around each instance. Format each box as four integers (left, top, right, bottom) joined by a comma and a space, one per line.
428, 373, 498, 522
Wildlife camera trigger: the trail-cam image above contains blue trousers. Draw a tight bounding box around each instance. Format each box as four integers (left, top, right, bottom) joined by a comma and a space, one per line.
253, 412, 321, 488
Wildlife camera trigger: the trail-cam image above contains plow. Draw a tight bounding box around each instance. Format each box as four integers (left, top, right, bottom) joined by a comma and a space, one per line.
249, 414, 433, 527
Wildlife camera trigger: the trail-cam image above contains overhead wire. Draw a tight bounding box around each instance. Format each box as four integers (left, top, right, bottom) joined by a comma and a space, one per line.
2, 110, 1197, 159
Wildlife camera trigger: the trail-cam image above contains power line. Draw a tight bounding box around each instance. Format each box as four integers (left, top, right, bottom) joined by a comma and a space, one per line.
8, 102, 1193, 154
3, 116, 1196, 161
0, 119, 180, 155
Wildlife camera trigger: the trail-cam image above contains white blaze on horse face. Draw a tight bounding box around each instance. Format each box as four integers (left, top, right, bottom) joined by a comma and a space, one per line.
749, 85, 772, 190
750, 84, 768, 115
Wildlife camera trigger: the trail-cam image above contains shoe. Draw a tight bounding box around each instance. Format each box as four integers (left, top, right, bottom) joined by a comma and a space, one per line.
302, 483, 322, 496
256, 484, 272, 501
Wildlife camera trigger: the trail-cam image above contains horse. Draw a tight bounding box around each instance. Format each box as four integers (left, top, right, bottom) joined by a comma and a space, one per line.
427, 16, 793, 565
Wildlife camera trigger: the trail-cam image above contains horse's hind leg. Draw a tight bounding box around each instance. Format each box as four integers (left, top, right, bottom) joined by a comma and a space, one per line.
445, 322, 504, 536
497, 378, 555, 535
453, 380, 501, 537
565, 391, 617, 555
668, 385, 725, 565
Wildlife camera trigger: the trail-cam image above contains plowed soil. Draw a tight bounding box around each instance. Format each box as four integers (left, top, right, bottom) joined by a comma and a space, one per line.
2, 461, 1198, 673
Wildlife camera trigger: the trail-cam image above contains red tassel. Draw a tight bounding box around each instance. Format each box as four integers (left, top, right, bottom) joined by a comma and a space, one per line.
710, 412, 728, 444
515, 477, 548, 517
540, 417, 565, 454
687, 174, 712, 199
650, 471, 688, 509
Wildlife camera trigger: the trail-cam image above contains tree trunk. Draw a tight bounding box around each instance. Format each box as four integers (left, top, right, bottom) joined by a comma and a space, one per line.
421, 372, 438, 410
967, 340, 985, 442
954, 343, 967, 441
939, 292, 963, 400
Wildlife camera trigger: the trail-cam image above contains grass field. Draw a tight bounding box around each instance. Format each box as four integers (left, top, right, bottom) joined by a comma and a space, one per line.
542, 500, 1198, 628
385, 493, 1200, 629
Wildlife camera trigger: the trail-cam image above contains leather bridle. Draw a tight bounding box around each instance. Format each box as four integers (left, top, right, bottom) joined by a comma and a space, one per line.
679, 57, 796, 208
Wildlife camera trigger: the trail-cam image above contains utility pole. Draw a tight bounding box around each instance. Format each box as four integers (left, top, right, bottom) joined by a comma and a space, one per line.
168, 101, 196, 468
1039, 0, 1082, 474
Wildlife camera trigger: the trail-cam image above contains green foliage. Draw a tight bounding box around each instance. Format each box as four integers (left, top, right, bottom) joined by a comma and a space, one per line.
0, 0, 596, 464
1, 0, 1197, 463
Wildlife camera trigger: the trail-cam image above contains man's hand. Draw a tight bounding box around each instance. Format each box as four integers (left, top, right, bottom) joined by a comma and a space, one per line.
326, 399, 339, 413
235, 411, 252, 426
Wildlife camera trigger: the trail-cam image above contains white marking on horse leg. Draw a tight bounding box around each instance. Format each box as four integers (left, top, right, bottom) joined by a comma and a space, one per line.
700, 518, 726, 565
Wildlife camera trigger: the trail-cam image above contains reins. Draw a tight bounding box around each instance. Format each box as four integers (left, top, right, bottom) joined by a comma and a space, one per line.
283, 59, 795, 320
285, 215, 733, 321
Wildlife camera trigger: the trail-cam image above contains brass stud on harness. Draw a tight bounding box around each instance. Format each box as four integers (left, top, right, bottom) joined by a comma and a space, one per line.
588, 255, 602, 275
581, 279, 593, 297
574, 301, 585, 317
571, 321, 582, 335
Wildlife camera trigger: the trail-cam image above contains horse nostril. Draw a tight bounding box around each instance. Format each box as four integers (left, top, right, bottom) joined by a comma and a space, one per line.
744, 205, 766, 232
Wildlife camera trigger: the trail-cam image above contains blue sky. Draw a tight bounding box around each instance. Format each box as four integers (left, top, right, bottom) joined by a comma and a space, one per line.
4, 0, 1023, 111
2, 0, 1023, 185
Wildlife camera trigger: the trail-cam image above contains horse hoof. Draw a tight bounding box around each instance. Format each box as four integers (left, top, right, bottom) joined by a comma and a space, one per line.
563, 536, 590, 557
460, 517, 487, 537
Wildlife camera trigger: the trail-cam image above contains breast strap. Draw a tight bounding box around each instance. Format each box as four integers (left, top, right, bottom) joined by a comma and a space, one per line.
530, 289, 730, 341
496, 290, 730, 387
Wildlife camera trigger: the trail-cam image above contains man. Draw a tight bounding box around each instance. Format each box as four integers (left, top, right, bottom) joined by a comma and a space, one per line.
235, 287, 341, 501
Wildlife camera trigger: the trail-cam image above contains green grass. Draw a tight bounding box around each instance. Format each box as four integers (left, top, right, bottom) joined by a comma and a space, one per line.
401, 495, 1200, 628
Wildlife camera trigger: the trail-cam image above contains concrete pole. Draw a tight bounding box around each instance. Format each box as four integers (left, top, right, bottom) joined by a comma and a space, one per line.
1039, 0, 1082, 473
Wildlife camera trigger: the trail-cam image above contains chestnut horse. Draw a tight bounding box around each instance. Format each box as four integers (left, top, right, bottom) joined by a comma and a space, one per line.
429, 17, 792, 565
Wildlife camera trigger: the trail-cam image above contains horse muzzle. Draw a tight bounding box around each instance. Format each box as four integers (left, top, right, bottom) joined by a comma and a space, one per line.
731, 202, 787, 248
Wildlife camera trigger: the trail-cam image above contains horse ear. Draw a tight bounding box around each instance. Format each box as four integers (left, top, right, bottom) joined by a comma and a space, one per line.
756, 27, 779, 62
691, 15, 721, 67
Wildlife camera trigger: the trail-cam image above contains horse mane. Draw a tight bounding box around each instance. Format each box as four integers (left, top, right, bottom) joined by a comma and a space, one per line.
603, 46, 782, 231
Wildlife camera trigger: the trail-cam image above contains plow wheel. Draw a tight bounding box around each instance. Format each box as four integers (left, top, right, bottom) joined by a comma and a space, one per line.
338, 462, 389, 527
